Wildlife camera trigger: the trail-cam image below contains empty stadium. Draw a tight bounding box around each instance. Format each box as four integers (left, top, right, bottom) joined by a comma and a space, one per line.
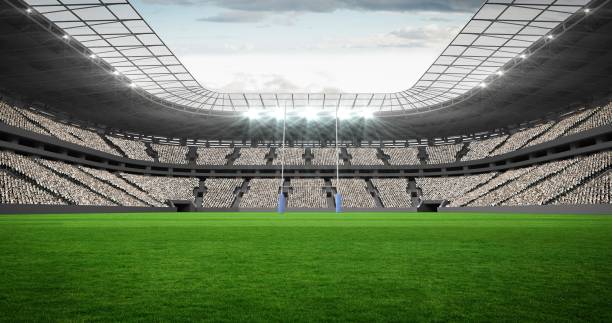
0, 0, 611, 321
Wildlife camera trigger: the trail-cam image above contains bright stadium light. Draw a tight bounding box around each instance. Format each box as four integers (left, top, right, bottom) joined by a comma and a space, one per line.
62, 34, 69, 40
584, 8, 591, 13
113, 70, 120, 76
89, 54, 97, 59
128, 83, 137, 88
520, 53, 527, 59
496, 71, 504, 76
244, 109, 262, 120
479, 83, 487, 88
26, 8, 33, 14
299, 107, 319, 121
547, 34, 554, 40
337, 109, 354, 120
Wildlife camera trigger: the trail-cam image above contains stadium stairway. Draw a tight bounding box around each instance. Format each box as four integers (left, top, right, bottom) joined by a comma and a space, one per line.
365, 179, 384, 208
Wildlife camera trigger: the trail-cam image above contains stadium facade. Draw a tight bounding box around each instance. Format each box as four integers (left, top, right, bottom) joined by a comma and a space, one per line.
0, 0, 611, 214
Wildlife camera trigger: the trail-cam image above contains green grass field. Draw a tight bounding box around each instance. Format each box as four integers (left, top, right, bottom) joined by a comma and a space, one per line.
1, 212, 611, 322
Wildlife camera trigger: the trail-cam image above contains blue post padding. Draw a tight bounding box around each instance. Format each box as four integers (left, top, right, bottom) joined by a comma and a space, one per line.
277, 193, 286, 214
335, 193, 342, 213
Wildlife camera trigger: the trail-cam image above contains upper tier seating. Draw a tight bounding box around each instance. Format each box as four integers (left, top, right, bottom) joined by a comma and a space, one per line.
151, 143, 188, 164
0, 169, 64, 205
0, 102, 50, 136
426, 144, 462, 164
346, 148, 383, 166
311, 148, 338, 166
491, 122, 554, 156
384, 147, 420, 165
272, 147, 306, 166
525, 109, 595, 147
107, 136, 153, 161
566, 103, 612, 135
239, 178, 279, 208
0, 151, 115, 206
332, 178, 376, 208
288, 178, 327, 208
233, 148, 270, 166
371, 178, 411, 208
120, 173, 198, 202
202, 178, 243, 208
196, 148, 232, 165
462, 136, 507, 161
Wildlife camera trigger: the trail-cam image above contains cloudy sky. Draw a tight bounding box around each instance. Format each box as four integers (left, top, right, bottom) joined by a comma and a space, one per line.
131, 0, 482, 93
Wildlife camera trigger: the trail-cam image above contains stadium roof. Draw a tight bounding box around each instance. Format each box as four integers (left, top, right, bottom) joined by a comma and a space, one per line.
18, 0, 595, 115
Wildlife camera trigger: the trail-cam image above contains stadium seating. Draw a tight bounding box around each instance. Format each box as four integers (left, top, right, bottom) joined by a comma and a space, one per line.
107, 136, 153, 161
272, 147, 306, 165
196, 148, 232, 165
233, 148, 270, 166
462, 136, 507, 161
119, 173, 199, 202
311, 148, 338, 166
416, 173, 496, 204
491, 122, 554, 156
288, 178, 327, 208
151, 143, 189, 164
383, 147, 420, 165
371, 178, 411, 208
202, 178, 243, 208
346, 148, 383, 166
332, 178, 376, 208
565, 103, 612, 135
0, 168, 63, 205
425, 144, 462, 164
554, 170, 611, 205
525, 109, 595, 147
239, 178, 279, 208
0, 102, 50, 136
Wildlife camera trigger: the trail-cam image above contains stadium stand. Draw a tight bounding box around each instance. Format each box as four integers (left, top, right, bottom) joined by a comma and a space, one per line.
566, 103, 612, 135
525, 109, 595, 147
346, 148, 383, 166
416, 173, 496, 204
311, 148, 338, 166
78, 167, 165, 207
332, 178, 376, 208
502, 151, 612, 206
384, 147, 420, 165
151, 143, 189, 164
462, 136, 507, 161
0, 169, 64, 205
119, 173, 199, 202
107, 136, 153, 161
288, 178, 327, 208
426, 144, 462, 164
196, 148, 232, 165
233, 148, 270, 166
490, 122, 554, 156
467, 159, 576, 207
273, 147, 306, 165
202, 178, 243, 208
39, 160, 148, 207
554, 170, 611, 205
0, 102, 50, 136
240, 178, 279, 208
371, 178, 411, 208
0, 151, 115, 205
448, 167, 533, 207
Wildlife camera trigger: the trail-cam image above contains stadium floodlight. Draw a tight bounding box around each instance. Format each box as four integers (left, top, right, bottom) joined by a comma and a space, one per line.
337, 109, 354, 120
62, 34, 69, 40
128, 83, 137, 88
244, 109, 262, 120
547, 34, 554, 40
496, 71, 504, 76
113, 70, 120, 76
89, 54, 97, 59
299, 107, 319, 121
520, 54, 527, 59
25, 8, 33, 13
479, 83, 487, 88
584, 8, 591, 13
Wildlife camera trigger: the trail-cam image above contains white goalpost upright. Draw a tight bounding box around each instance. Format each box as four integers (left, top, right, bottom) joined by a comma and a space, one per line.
277, 103, 287, 213
335, 104, 342, 213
